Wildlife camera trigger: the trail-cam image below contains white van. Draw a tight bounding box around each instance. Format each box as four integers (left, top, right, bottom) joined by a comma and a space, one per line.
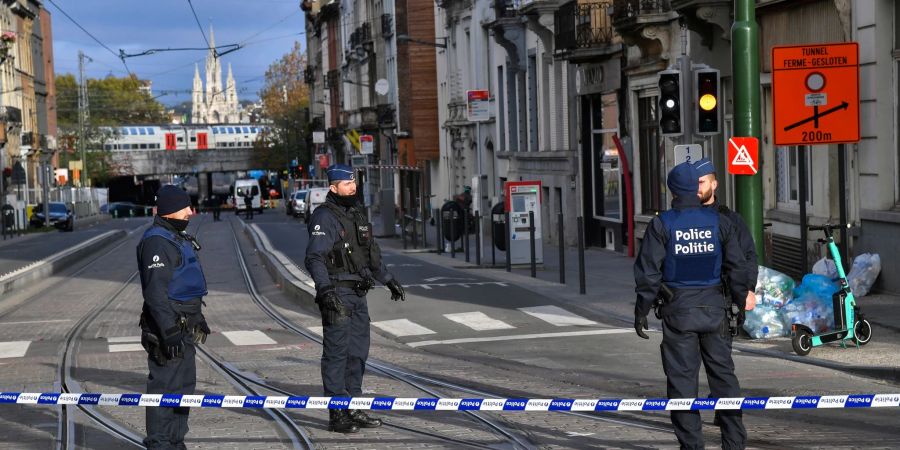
303, 187, 330, 222
232, 178, 263, 214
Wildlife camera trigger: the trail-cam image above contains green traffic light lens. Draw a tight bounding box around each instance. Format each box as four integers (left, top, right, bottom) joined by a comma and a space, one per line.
700, 94, 717, 111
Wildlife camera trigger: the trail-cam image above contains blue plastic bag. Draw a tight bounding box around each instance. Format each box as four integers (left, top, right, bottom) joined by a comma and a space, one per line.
781, 274, 839, 334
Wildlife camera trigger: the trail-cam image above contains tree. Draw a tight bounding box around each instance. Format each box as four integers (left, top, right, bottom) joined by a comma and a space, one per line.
256, 41, 310, 171
55, 73, 167, 185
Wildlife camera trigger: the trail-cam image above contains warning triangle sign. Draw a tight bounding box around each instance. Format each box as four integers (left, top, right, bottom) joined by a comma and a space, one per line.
728, 137, 759, 175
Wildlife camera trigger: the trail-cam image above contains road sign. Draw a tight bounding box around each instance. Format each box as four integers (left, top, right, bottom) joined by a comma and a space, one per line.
466, 90, 490, 122
312, 131, 325, 144
772, 43, 859, 146
673, 144, 702, 164
360, 134, 374, 155
728, 137, 758, 175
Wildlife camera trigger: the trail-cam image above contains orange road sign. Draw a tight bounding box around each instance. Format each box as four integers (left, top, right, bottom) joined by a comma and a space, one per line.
772, 42, 859, 146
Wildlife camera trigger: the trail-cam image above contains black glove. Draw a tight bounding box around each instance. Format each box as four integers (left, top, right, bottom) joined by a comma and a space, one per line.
193, 316, 211, 344
317, 286, 351, 317
162, 327, 185, 359
386, 279, 405, 302
634, 315, 649, 339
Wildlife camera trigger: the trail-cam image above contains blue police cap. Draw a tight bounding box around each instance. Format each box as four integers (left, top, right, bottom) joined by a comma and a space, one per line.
667, 161, 699, 198
326, 164, 355, 183
693, 158, 715, 177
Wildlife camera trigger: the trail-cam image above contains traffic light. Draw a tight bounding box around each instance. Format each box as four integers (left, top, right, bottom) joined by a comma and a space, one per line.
657, 70, 684, 136
695, 68, 720, 135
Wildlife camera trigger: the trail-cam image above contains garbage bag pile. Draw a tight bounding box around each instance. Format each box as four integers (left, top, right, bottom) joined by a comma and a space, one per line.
743, 254, 881, 339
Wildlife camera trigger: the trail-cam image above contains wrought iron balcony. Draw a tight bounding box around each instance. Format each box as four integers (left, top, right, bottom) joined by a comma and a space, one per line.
612, 0, 672, 24
495, 0, 519, 18
326, 69, 340, 89
556, 1, 614, 52
349, 22, 372, 49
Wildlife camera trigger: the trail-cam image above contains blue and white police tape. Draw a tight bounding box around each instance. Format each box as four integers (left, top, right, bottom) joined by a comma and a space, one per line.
2, 392, 900, 411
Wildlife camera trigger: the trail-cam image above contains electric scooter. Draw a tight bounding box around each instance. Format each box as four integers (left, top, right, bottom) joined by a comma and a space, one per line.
791, 224, 872, 356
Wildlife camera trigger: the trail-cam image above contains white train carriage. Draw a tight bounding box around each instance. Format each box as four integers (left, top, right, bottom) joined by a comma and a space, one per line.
102, 124, 267, 152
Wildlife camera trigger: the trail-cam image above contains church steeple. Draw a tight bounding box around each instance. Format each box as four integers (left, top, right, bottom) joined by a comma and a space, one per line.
191, 26, 246, 124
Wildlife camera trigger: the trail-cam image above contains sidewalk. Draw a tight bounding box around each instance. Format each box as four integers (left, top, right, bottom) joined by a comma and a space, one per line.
381, 220, 900, 384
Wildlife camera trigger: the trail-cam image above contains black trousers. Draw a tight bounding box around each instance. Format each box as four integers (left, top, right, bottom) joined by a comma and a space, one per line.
144, 302, 201, 450
321, 287, 370, 397
212, 207, 220, 221
661, 305, 746, 450
245, 204, 253, 219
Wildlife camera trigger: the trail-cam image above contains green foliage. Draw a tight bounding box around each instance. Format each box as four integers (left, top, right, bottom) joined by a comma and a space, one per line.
255, 41, 310, 171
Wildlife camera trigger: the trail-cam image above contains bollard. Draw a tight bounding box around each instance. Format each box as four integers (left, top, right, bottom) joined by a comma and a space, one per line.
401, 209, 407, 250
529, 211, 536, 278
577, 216, 586, 295
475, 212, 482, 266
113, 209, 118, 219
505, 211, 511, 272
436, 208, 443, 254
450, 211, 456, 259
422, 209, 428, 249
463, 209, 470, 263
411, 201, 418, 250
490, 212, 496, 267
558, 212, 565, 285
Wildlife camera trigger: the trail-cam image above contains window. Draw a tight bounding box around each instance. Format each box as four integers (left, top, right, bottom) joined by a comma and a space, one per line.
252, 127, 259, 133
130, 127, 138, 135
148, 128, 155, 135
104, 144, 112, 150
638, 95, 664, 214
121, 128, 129, 135
589, 93, 621, 221
242, 127, 250, 133
775, 145, 814, 208
140, 143, 147, 149
139, 128, 146, 135
190, 136, 197, 142
212, 128, 218, 134
228, 127, 235, 133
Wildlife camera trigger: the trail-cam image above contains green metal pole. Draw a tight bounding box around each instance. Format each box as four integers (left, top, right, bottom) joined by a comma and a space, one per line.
732, 0, 765, 263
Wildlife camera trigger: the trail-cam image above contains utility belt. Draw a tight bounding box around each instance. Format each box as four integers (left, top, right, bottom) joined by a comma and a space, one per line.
334, 278, 375, 297
655, 283, 742, 337
652, 283, 675, 319
139, 299, 205, 365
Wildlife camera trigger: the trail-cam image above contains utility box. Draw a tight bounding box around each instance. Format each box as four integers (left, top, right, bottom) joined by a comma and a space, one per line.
504, 181, 543, 264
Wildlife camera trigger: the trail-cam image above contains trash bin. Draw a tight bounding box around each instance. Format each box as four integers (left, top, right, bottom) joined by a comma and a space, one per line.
1, 204, 14, 232
440, 201, 464, 243
491, 201, 507, 251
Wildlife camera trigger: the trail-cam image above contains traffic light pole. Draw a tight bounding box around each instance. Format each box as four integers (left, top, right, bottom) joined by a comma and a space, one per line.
732, 0, 765, 263
678, 55, 693, 146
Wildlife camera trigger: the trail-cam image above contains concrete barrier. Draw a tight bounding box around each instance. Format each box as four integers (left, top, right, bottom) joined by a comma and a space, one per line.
242, 222, 317, 308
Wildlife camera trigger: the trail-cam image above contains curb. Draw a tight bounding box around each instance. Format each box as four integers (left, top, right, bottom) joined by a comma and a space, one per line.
241, 222, 317, 307
0, 229, 127, 297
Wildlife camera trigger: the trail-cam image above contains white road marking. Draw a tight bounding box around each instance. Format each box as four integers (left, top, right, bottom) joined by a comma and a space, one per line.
407, 328, 632, 348
444, 312, 515, 331
108, 344, 145, 353
1, 319, 72, 325
566, 432, 595, 437
221, 330, 278, 346
424, 276, 475, 282
404, 281, 506, 289
519, 305, 598, 327
371, 319, 436, 337
0, 341, 30, 358
106, 336, 142, 344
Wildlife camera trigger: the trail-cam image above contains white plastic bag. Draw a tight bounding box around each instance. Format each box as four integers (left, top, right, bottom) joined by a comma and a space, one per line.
754, 266, 795, 309
811, 257, 838, 280
743, 303, 787, 339
847, 253, 881, 297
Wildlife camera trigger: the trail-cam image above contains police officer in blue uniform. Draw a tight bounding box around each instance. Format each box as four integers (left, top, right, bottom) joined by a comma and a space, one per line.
305, 164, 406, 433
633, 162, 753, 450
137, 185, 210, 449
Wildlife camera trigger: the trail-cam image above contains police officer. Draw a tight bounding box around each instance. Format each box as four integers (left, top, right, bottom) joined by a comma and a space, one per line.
305, 164, 406, 433
137, 185, 210, 449
695, 158, 758, 311
633, 162, 753, 450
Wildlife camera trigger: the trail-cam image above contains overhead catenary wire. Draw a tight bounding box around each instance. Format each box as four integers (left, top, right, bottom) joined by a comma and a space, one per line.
45, 0, 134, 77
186, 0, 212, 53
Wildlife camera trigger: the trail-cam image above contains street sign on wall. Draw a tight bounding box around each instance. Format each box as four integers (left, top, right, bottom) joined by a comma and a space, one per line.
772, 42, 859, 146
360, 134, 374, 155
466, 90, 490, 122
673, 144, 702, 164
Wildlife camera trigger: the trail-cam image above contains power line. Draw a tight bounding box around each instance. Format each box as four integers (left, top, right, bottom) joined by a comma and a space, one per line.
45, 0, 133, 77
186, 0, 212, 53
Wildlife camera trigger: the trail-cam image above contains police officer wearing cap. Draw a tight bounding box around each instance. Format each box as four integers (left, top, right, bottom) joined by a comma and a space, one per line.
695, 158, 758, 311
633, 162, 753, 450
305, 164, 406, 433
137, 185, 211, 449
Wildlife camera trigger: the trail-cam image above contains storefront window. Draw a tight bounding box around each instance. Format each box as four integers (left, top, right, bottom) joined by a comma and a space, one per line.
638, 95, 664, 213
590, 93, 621, 220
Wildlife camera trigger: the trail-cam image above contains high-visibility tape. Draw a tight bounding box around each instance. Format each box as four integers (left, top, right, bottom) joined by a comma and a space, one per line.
1, 392, 899, 411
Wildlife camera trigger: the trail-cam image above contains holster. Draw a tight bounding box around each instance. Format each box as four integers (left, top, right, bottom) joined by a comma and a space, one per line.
726, 302, 744, 337
652, 283, 675, 319
139, 312, 168, 365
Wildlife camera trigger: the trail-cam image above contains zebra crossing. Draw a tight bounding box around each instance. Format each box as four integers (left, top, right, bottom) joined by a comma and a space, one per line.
0, 306, 618, 358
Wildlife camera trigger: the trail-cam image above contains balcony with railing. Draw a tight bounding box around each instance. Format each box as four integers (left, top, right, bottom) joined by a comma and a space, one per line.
377, 104, 395, 127
381, 14, 393, 38
556, 1, 619, 61
611, 0, 674, 30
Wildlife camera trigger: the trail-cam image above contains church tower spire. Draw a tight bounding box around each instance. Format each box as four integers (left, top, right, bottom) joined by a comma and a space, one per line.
191, 63, 203, 123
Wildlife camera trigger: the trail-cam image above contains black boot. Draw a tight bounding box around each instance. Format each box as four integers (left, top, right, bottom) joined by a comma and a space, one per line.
328, 410, 360, 433
349, 409, 382, 428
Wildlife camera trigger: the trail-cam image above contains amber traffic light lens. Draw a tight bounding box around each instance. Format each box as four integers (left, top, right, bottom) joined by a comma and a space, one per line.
699, 94, 717, 111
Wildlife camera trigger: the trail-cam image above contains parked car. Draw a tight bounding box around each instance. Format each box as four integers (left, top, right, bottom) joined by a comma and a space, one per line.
303, 187, 330, 222
30, 202, 74, 231
287, 190, 308, 218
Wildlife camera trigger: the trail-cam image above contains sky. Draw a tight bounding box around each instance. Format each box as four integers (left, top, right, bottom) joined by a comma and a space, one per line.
49, 0, 306, 107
